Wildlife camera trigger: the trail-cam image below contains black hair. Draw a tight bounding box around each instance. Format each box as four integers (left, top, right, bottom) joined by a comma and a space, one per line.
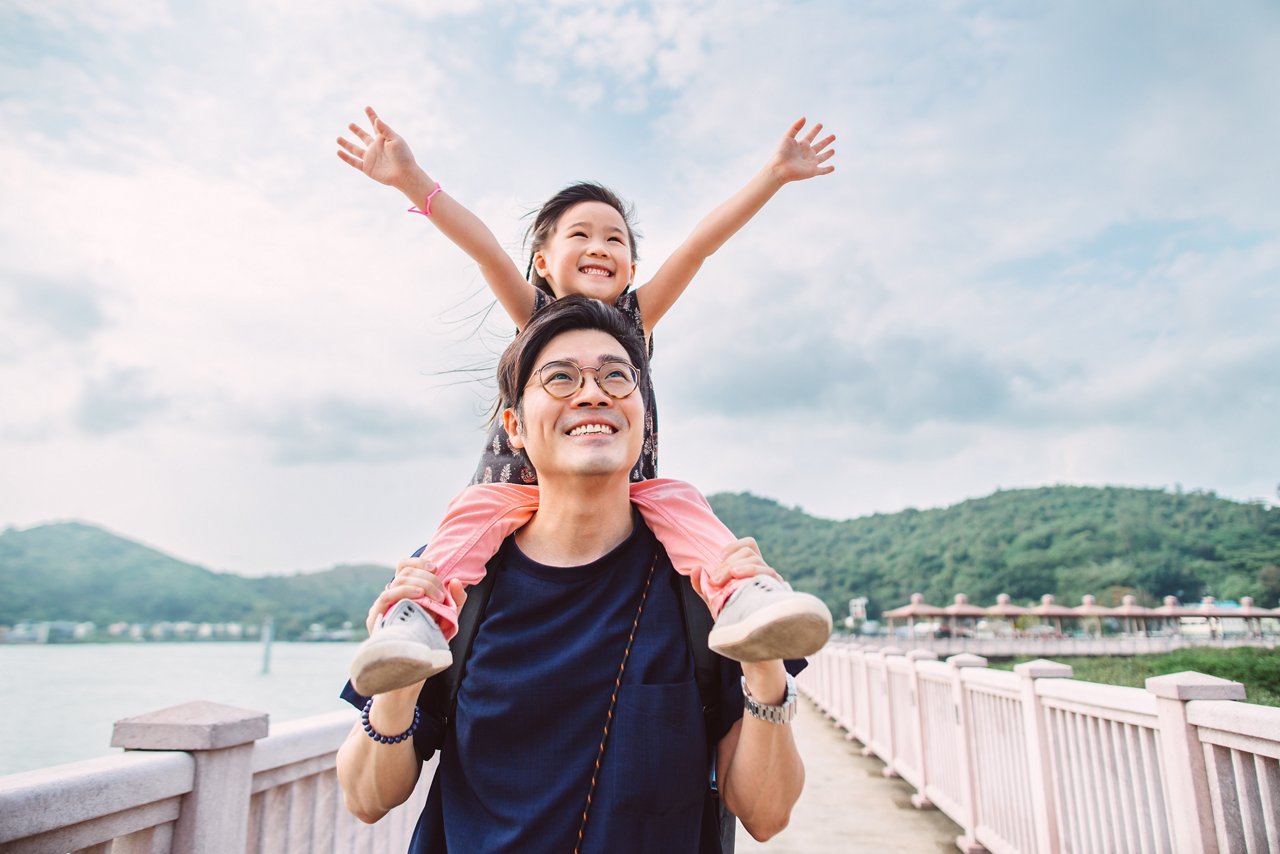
496, 295, 648, 420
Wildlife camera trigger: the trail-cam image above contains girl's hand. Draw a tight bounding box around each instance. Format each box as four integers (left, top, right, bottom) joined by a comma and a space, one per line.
768, 117, 836, 184
710, 537, 786, 586
364, 556, 468, 635
337, 106, 424, 192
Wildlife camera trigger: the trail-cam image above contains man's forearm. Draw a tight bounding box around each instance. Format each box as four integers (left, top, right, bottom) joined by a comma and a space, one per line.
335, 688, 424, 823
719, 661, 805, 841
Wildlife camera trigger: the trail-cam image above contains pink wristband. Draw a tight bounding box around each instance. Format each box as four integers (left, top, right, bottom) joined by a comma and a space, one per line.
408, 182, 443, 218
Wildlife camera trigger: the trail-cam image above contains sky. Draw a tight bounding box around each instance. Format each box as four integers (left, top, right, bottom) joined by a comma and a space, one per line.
2, 0, 1277, 576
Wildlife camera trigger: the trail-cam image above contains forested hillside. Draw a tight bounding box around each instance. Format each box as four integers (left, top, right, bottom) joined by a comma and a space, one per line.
0, 521, 386, 638
709, 486, 1280, 617
4, 486, 1278, 632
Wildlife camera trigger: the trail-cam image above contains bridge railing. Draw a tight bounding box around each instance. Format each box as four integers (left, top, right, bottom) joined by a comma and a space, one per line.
798, 641, 1280, 853
0, 700, 432, 853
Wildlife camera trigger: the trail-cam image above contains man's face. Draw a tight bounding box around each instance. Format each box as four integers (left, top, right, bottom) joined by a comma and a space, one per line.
503, 328, 644, 482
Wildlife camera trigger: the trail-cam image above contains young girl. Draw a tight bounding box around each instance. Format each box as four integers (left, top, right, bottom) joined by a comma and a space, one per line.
337, 107, 835, 697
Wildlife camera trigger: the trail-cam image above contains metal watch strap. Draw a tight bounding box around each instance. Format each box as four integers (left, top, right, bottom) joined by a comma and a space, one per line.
741, 672, 797, 724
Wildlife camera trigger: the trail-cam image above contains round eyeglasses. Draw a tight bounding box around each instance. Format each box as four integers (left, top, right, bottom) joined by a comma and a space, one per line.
534, 359, 640, 400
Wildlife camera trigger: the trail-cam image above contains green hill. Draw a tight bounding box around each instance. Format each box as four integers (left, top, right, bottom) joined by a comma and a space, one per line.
708, 486, 1280, 618
4, 486, 1279, 634
0, 521, 388, 638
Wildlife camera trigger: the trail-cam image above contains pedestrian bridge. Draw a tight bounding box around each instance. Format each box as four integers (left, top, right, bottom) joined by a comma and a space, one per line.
3, 641, 1279, 853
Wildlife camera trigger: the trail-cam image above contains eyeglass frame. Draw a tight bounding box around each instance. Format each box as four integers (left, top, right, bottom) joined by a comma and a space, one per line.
529, 358, 642, 400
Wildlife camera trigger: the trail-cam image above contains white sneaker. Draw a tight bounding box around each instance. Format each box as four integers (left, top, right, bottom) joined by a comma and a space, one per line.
349, 599, 453, 696
708, 576, 832, 662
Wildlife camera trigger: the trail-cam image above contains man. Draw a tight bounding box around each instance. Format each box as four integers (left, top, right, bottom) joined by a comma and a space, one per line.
336, 296, 808, 852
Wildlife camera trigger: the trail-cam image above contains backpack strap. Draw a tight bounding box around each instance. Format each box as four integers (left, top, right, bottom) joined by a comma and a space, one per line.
409, 544, 497, 759
674, 570, 721, 746
441, 565, 497, 725
673, 569, 736, 854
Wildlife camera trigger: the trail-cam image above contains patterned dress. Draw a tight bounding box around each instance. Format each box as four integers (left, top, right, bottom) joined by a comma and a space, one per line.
470, 289, 658, 486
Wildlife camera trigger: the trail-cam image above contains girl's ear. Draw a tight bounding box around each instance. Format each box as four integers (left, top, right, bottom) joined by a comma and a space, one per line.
502, 408, 524, 449
532, 250, 549, 280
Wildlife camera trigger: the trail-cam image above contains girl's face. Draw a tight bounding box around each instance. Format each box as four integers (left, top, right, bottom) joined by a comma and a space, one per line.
533, 201, 636, 303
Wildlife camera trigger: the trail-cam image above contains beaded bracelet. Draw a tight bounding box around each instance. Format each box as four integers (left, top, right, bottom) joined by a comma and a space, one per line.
407, 182, 443, 218
361, 697, 420, 745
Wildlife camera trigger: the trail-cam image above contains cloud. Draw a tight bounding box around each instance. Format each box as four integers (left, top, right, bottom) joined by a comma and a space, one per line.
250, 395, 475, 465
2, 272, 106, 342
75, 368, 169, 435
2, 0, 1278, 574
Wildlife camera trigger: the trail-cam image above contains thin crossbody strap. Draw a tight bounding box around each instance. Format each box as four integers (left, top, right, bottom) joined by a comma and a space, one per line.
574, 549, 660, 854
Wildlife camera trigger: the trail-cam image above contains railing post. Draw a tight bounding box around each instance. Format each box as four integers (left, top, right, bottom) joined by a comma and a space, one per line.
1013, 658, 1073, 854
947, 653, 988, 854
881, 648, 907, 777
906, 649, 938, 809
112, 700, 269, 853
1146, 672, 1245, 854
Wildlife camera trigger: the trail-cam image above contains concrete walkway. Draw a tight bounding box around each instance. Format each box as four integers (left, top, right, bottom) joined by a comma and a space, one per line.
736, 699, 962, 853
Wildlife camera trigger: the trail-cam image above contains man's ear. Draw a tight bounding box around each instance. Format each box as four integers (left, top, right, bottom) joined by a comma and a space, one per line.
502, 407, 523, 449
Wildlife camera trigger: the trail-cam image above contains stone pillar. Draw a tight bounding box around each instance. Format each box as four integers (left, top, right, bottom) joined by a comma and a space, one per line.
112, 700, 269, 854
1014, 658, 1073, 854
947, 653, 989, 854
1146, 672, 1245, 854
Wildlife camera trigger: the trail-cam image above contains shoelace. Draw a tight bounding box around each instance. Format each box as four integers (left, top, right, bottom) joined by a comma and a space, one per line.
574, 549, 659, 854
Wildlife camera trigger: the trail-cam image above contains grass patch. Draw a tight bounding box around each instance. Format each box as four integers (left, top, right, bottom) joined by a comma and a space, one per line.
988, 647, 1280, 707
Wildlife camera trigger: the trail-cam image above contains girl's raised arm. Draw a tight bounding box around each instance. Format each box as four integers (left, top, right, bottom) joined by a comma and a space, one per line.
634, 117, 835, 333
338, 107, 538, 327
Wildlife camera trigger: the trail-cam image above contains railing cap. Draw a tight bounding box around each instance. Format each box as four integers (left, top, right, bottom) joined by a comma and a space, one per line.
1145, 671, 1247, 701
112, 700, 269, 751
945, 652, 988, 668
1013, 658, 1073, 679
906, 649, 938, 662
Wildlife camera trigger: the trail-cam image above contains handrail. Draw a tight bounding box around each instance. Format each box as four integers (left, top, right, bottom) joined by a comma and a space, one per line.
0, 703, 431, 853
799, 642, 1280, 853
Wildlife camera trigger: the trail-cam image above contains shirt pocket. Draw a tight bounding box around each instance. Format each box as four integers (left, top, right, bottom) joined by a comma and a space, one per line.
605, 680, 709, 817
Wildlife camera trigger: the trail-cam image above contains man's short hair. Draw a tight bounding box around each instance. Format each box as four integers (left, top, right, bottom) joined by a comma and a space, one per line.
497, 295, 649, 417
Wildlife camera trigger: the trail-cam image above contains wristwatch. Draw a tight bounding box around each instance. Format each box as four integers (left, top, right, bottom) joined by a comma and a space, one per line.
741, 673, 797, 724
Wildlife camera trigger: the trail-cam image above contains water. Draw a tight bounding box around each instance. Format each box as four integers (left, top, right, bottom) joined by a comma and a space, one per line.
0, 642, 359, 776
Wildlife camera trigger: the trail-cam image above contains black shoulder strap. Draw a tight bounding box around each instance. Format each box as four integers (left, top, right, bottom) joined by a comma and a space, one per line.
674, 571, 721, 744
674, 571, 736, 854
442, 568, 497, 725
408, 541, 497, 759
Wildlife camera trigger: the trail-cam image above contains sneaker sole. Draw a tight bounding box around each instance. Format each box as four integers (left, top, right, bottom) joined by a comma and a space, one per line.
708, 597, 833, 662
350, 641, 453, 696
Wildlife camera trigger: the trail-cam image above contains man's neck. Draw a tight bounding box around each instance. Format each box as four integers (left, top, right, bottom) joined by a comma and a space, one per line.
513, 474, 634, 566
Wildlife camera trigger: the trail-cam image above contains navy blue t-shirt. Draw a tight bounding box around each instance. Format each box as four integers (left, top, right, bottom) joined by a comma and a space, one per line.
343, 517, 804, 853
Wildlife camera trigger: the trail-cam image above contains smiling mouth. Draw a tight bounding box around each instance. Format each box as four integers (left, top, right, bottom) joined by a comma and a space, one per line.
579, 265, 613, 278
567, 424, 617, 436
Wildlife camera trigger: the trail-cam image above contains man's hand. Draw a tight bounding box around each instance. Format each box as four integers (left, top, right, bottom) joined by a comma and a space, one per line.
337, 106, 425, 194
767, 117, 836, 184
365, 555, 468, 635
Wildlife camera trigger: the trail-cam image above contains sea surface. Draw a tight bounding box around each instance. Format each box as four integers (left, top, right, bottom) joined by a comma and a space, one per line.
0, 642, 360, 776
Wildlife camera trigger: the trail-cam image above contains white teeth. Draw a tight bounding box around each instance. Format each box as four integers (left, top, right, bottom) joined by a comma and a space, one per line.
580, 267, 611, 277
569, 424, 615, 436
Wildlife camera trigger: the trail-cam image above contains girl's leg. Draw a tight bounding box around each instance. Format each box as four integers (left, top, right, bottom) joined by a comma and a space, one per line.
628, 478, 741, 615
352, 483, 541, 695
630, 478, 832, 661
409, 483, 541, 639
